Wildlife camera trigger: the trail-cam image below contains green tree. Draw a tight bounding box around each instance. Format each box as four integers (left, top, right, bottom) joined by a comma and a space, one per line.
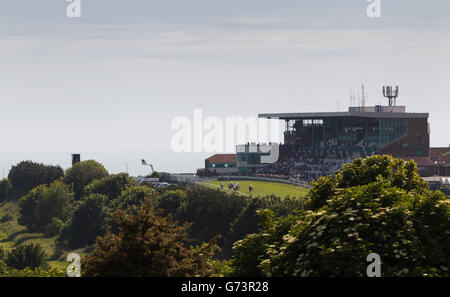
17, 188, 40, 231
18, 180, 73, 233
44, 218, 64, 238
5, 244, 48, 270
175, 188, 247, 257
0, 179, 12, 202
231, 210, 299, 277
84, 173, 137, 200
83, 198, 217, 277
8, 161, 63, 191
112, 185, 155, 210
156, 189, 185, 216
63, 160, 108, 200
60, 194, 109, 249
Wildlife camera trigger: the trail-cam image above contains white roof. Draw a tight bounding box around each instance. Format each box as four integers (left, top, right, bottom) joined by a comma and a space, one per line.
423, 176, 450, 184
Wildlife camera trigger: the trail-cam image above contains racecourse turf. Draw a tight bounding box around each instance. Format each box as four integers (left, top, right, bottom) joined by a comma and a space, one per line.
201, 180, 309, 199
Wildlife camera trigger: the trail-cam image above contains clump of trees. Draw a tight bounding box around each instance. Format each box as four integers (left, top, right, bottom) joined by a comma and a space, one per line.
58, 172, 138, 249
152, 188, 306, 259
173, 188, 247, 254
8, 155, 448, 277
8, 161, 63, 191
231, 155, 450, 277
83, 199, 218, 277
10, 157, 308, 267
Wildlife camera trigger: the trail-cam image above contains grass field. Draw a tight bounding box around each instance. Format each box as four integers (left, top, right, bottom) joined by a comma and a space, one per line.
199, 180, 309, 199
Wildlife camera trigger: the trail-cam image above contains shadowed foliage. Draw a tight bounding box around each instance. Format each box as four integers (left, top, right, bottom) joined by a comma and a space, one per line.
83, 198, 217, 277
8, 161, 63, 191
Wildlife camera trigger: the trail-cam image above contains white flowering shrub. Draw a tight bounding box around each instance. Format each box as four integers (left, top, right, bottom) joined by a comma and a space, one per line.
231, 155, 450, 277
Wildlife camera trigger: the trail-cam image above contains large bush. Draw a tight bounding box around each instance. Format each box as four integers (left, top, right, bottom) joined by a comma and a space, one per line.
8, 161, 63, 191
5, 244, 48, 270
18, 180, 74, 233
83, 199, 217, 277
231, 155, 450, 277
63, 160, 108, 200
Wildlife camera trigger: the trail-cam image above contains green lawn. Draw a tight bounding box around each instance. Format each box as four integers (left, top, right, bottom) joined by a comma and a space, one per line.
200, 180, 309, 199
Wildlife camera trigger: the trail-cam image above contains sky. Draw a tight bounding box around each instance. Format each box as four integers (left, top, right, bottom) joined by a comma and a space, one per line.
0, 0, 449, 176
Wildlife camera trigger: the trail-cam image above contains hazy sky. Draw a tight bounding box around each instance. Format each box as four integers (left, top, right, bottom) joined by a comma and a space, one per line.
1, 0, 449, 176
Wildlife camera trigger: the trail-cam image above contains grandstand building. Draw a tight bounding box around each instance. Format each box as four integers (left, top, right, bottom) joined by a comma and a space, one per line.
202, 87, 447, 181
258, 102, 434, 180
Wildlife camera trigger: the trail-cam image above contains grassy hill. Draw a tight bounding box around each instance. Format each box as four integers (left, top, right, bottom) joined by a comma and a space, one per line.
0, 189, 73, 270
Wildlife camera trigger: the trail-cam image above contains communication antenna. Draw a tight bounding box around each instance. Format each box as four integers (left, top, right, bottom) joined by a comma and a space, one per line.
361, 84, 366, 107
357, 90, 361, 107
383, 86, 399, 106
349, 90, 352, 107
